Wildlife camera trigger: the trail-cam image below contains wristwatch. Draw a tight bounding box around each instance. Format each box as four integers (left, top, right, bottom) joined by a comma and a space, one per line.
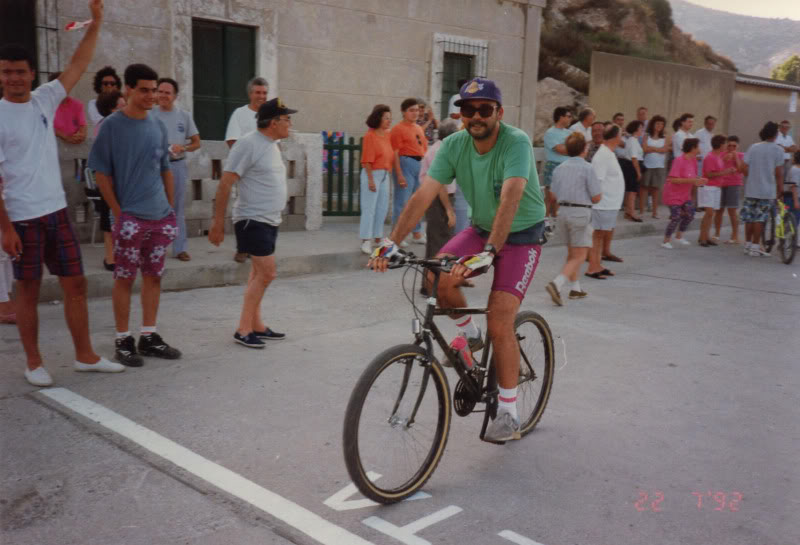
483, 243, 497, 256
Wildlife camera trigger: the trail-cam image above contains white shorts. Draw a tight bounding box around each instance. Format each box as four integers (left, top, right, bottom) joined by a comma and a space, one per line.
697, 186, 721, 210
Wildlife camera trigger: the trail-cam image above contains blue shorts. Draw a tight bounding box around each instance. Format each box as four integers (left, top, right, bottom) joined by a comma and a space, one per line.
234, 220, 278, 257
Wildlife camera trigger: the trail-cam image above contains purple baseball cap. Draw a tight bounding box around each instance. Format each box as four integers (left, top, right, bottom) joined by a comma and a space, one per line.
453, 77, 502, 107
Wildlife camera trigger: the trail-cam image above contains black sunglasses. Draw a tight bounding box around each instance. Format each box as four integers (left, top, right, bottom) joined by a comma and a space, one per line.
460, 104, 497, 118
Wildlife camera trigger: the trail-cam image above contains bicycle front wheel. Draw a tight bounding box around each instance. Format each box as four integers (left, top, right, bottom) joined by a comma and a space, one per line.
762, 206, 776, 253
779, 212, 797, 264
514, 311, 555, 436
343, 344, 451, 504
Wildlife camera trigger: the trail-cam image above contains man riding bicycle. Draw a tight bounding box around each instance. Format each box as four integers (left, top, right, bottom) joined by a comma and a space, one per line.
369, 78, 547, 442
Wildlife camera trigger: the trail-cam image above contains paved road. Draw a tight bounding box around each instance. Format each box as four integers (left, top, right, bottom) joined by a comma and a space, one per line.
1, 233, 798, 545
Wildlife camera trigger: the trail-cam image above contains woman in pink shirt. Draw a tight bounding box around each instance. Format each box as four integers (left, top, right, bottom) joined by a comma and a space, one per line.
661, 138, 707, 249
714, 135, 745, 244
49, 72, 87, 144
698, 135, 736, 246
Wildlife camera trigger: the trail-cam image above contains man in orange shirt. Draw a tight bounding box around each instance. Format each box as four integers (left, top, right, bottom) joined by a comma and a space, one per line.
390, 98, 428, 245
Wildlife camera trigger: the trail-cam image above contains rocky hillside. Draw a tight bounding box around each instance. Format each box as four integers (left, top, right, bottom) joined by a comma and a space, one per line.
670, 0, 800, 77
534, 0, 737, 143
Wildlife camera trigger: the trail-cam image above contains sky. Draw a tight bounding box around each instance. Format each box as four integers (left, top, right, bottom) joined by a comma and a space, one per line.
683, 0, 800, 20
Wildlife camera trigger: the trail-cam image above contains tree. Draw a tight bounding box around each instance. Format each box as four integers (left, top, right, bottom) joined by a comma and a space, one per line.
647, 0, 674, 36
772, 55, 800, 84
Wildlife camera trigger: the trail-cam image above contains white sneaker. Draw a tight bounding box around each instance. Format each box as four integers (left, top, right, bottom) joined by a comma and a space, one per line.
74, 356, 126, 373
676, 238, 690, 246
412, 234, 427, 245
24, 366, 53, 387
749, 249, 771, 257
743, 245, 752, 254
400, 238, 410, 248
661, 242, 673, 249
360, 240, 373, 255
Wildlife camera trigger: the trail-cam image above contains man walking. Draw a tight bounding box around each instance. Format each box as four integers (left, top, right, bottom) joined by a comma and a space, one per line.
209, 98, 293, 348
224, 76, 268, 262
741, 122, 785, 257
152, 77, 202, 262
89, 63, 182, 366
0, 2, 124, 387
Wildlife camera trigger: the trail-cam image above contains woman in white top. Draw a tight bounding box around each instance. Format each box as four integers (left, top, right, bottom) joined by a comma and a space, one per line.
640, 115, 670, 219
622, 121, 644, 222
87, 66, 122, 126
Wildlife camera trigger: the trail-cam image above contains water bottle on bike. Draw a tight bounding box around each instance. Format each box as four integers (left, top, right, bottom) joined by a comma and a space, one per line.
450, 335, 474, 369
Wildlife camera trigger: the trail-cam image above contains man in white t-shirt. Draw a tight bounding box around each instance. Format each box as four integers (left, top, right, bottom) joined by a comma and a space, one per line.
693, 115, 716, 162
776, 120, 797, 180
672, 113, 695, 158
224, 76, 268, 149
570, 108, 595, 141
209, 98, 295, 349
0, 1, 124, 387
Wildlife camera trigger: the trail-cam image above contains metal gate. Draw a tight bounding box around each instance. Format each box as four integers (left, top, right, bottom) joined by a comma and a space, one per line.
323, 135, 363, 216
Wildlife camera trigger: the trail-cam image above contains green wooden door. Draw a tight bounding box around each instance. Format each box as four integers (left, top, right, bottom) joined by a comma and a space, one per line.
192, 20, 255, 140
440, 53, 473, 119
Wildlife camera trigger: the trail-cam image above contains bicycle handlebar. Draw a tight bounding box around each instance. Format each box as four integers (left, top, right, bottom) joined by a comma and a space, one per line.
387, 254, 457, 272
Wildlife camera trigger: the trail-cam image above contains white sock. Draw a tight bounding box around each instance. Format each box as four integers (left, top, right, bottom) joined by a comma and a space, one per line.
498, 387, 518, 419
553, 274, 567, 290
141, 326, 156, 335
456, 316, 479, 339
116, 330, 131, 340
570, 280, 581, 292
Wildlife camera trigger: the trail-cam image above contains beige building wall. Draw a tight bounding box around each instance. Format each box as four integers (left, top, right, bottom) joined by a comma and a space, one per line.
589, 52, 736, 134
729, 83, 800, 149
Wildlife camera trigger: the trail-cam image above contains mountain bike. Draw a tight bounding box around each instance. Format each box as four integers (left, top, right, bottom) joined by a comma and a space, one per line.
762, 199, 797, 264
342, 255, 555, 504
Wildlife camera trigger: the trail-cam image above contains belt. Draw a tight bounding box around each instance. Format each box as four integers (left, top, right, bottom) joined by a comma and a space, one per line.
558, 202, 592, 208
169, 157, 185, 163
402, 155, 423, 161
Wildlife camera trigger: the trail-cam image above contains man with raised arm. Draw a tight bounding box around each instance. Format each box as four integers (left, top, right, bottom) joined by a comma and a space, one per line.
0, 0, 125, 387
369, 78, 546, 442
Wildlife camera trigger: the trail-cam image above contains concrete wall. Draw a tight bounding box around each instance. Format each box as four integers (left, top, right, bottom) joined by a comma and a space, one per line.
729, 83, 800, 149
589, 52, 736, 134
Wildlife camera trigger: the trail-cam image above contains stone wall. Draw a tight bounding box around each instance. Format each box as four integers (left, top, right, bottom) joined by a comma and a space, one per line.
58, 132, 323, 244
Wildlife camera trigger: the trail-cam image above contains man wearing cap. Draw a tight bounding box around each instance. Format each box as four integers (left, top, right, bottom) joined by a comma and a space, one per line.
209, 98, 293, 348
369, 77, 547, 442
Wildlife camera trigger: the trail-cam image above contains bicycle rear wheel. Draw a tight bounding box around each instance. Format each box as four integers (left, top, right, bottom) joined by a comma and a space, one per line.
343, 344, 451, 504
762, 206, 776, 253
779, 212, 797, 264
514, 311, 555, 436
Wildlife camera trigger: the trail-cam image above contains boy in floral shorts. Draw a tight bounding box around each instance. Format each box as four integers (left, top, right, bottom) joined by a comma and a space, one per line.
89, 63, 181, 366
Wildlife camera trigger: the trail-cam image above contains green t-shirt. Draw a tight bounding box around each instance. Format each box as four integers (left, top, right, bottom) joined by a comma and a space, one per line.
427, 122, 545, 233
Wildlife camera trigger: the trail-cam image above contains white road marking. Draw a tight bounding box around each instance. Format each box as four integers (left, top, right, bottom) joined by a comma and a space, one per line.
363, 505, 462, 545
323, 472, 431, 511
39, 388, 375, 545
498, 529, 547, 545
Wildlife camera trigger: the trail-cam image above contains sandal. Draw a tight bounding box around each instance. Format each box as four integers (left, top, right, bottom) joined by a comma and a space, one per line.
602, 254, 624, 263
725, 239, 740, 245
600, 268, 615, 277
585, 272, 607, 279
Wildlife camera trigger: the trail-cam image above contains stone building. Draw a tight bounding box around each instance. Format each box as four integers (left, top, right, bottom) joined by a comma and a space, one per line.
5, 0, 547, 239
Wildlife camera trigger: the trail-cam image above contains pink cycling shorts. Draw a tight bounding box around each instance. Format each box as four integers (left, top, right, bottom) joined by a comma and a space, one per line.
438, 226, 542, 301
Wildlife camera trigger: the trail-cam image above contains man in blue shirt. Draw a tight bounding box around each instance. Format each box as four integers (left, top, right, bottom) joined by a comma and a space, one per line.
90, 63, 181, 367
542, 107, 573, 229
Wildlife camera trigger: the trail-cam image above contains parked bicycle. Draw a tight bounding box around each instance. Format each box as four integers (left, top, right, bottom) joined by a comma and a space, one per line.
761, 200, 797, 264
343, 255, 555, 504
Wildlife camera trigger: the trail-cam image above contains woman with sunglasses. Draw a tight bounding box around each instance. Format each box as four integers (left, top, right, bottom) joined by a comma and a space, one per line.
87, 65, 121, 126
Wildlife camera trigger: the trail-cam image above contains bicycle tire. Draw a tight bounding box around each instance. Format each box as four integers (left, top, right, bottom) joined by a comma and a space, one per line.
762, 206, 776, 253
514, 311, 555, 436
343, 344, 451, 504
779, 212, 797, 265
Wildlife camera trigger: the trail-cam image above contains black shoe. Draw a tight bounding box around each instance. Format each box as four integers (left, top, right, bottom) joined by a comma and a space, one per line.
138, 332, 182, 359
234, 331, 266, 348
114, 335, 144, 367
253, 328, 286, 341
103, 260, 115, 271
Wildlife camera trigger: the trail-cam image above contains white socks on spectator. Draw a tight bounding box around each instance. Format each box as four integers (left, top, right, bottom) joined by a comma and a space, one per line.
498, 386, 518, 419
456, 316, 479, 339
141, 326, 156, 336
116, 331, 130, 340
570, 280, 582, 293
553, 274, 567, 290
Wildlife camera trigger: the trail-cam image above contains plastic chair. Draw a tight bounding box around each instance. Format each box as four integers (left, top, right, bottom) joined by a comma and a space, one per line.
83, 167, 103, 247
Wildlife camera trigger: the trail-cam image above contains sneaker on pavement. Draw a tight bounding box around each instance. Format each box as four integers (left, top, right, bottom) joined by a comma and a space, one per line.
400, 239, 410, 248
253, 328, 286, 341
412, 234, 427, 245
749, 248, 771, 257
138, 333, 182, 359
484, 409, 521, 442
360, 240, 373, 255
568, 290, 588, 299
74, 357, 125, 373
545, 281, 563, 306
676, 238, 690, 246
115, 335, 144, 367
661, 242, 673, 249
234, 331, 265, 348
24, 366, 53, 387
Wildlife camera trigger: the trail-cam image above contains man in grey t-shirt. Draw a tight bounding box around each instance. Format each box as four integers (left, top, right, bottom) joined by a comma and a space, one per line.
209, 98, 296, 349
152, 77, 201, 261
741, 121, 785, 257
